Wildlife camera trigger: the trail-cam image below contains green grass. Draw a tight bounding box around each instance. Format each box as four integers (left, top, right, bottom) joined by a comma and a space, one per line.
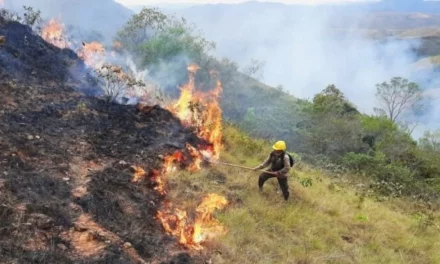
166, 125, 440, 264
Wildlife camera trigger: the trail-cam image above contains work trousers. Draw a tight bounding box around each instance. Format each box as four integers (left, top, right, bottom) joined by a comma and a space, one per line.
258, 173, 289, 201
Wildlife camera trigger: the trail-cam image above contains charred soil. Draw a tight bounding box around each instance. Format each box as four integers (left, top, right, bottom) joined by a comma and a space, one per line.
0, 15, 203, 264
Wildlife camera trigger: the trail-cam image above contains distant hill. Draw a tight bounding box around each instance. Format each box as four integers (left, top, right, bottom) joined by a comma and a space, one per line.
4, 0, 133, 41
370, 0, 440, 13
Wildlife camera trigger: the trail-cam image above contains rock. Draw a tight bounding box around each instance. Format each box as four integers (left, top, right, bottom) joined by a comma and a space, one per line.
27, 134, 34, 140
63, 177, 70, 181
0, 36, 5, 45
35, 135, 40, 139
123, 242, 132, 248
29, 213, 54, 230
57, 243, 68, 251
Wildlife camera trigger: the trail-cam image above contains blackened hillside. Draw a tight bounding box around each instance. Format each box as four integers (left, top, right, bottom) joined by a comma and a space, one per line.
0, 14, 201, 264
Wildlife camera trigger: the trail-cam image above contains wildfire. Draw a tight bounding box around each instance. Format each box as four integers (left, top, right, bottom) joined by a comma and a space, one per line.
78, 41, 106, 67
41, 19, 70, 49
192, 194, 228, 244
168, 64, 223, 160
157, 194, 228, 250
153, 151, 184, 195
130, 64, 228, 250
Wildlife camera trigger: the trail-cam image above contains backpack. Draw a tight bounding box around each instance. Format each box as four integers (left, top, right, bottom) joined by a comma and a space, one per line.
270, 152, 295, 169
286, 153, 295, 167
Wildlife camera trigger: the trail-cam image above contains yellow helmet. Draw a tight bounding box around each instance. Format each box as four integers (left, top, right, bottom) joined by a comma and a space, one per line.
272, 141, 286, 151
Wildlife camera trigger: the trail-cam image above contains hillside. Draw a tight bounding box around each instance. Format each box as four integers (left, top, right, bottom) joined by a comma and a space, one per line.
1, 6, 440, 264
0, 15, 204, 264
166, 125, 440, 264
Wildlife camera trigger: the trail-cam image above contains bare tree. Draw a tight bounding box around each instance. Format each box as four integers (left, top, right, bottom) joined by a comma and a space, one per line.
242, 59, 265, 81
96, 64, 146, 102
374, 77, 422, 123
23, 6, 43, 33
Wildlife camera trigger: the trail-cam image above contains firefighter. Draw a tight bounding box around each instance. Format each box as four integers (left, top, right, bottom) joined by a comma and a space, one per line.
253, 141, 292, 201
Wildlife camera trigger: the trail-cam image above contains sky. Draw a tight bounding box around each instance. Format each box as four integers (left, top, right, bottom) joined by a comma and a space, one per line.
115, 0, 377, 6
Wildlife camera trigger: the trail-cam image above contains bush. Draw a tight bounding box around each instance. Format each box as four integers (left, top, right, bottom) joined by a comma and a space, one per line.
343, 152, 375, 173
343, 151, 417, 196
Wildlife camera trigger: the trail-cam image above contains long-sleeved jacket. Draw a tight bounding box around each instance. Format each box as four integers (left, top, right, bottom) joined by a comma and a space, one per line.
255, 152, 291, 176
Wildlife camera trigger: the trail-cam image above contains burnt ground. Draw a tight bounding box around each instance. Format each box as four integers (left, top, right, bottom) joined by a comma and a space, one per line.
0, 14, 206, 264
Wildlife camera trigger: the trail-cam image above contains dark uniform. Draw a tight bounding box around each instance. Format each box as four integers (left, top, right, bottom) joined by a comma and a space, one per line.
255, 151, 291, 201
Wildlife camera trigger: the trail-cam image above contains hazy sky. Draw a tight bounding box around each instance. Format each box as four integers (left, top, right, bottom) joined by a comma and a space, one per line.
115, 0, 377, 6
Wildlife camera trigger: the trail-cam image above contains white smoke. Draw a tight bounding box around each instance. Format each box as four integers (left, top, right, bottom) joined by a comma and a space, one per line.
171, 3, 440, 134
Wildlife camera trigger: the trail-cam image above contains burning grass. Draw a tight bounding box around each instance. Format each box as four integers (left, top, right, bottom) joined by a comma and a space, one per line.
78, 41, 106, 67
167, 64, 223, 160
41, 19, 70, 49
144, 64, 229, 250
164, 124, 440, 264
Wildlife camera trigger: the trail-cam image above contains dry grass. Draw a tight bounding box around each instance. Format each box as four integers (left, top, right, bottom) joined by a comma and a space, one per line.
412, 54, 440, 71
166, 125, 440, 264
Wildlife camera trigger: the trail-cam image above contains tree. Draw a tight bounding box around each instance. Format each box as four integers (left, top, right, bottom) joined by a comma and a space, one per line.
115, 8, 168, 55
312, 85, 358, 115
375, 77, 422, 123
140, 19, 214, 66
419, 130, 440, 153
295, 86, 365, 161
96, 64, 146, 102
116, 8, 214, 65
22, 6, 43, 33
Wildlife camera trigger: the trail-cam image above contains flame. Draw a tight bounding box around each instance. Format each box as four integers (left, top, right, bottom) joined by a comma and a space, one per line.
131, 166, 146, 183
157, 194, 228, 250
41, 19, 70, 49
186, 144, 203, 172
153, 149, 228, 250
162, 151, 183, 174
130, 64, 227, 250
192, 193, 228, 244
78, 41, 106, 67
153, 151, 183, 195
168, 64, 223, 160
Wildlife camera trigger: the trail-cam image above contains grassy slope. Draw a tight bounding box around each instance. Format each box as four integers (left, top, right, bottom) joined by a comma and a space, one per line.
167, 125, 440, 264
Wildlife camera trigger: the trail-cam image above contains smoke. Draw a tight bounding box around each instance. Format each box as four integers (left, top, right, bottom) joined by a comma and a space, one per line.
3, 0, 440, 135
3, 0, 133, 43
174, 3, 440, 134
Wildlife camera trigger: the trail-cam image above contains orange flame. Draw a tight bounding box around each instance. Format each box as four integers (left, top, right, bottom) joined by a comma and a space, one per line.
152, 151, 184, 195
192, 193, 228, 244
131, 166, 146, 183
131, 64, 227, 250
157, 194, 228, 250
152, 148, 228, 250
78, 41, 106, 67
41, 19, 70, 49
168, 64, 223, 160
